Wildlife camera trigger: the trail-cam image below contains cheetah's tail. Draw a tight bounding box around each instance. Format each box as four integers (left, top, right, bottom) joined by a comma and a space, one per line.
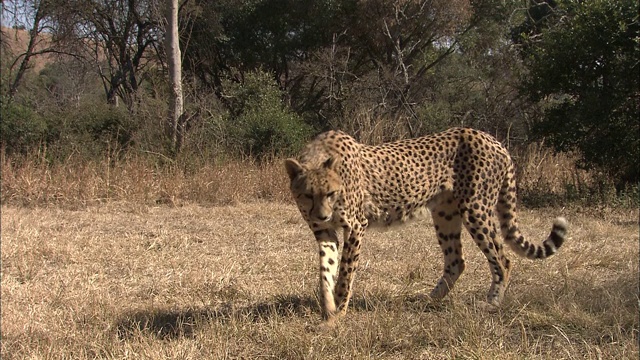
498, 160, 568, 259
504, 217, 568, 260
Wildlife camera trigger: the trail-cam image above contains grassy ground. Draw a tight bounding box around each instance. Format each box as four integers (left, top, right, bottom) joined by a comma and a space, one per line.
2, 201, 638, 359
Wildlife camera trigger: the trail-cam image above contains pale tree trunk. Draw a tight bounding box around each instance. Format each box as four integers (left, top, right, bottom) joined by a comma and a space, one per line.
165, 0, 183, 154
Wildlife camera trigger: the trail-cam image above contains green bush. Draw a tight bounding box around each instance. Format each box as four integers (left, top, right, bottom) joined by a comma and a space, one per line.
69, 103, 136, 158
77, 103, 134, 147
224, 70, 312, 159
521, 0, 639, 190
39, 102, 136, 161
0, 101, 47, 153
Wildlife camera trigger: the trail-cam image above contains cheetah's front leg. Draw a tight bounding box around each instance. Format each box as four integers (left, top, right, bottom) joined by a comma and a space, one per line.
315, 229, 340, 320
334, 222, 366, 317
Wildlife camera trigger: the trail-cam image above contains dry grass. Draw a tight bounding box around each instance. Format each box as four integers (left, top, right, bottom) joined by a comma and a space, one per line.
2, 201, 638, 359
513, 142, 582, 195
4, 141, 635, 211
1, 145, 638, 358
0, 152, 291, 207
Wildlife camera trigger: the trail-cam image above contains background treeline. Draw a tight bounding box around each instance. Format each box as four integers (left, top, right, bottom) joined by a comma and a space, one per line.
1, 0, 638, 207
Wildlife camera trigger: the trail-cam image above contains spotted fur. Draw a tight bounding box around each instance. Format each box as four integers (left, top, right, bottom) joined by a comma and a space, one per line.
285, 127, 568, 323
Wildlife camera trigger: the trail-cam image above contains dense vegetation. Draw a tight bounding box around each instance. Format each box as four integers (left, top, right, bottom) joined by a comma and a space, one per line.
1, 0, 638, 205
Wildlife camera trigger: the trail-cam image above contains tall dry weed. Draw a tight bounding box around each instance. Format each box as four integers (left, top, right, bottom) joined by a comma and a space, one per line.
512, 142, 634, 208
1, 150, 291, 208
514, 142, 578, 193
1, 141, 633, 209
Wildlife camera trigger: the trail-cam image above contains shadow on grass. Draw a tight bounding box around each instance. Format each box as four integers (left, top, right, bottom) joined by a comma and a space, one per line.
114, 292, 448, 340
350, 293, 450, 314
568, 273, 639, 342
115, 294, 318, 340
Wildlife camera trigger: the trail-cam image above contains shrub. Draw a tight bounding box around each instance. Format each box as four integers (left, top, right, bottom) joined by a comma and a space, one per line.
223, 70, 313, 159
44, 102, 136, 161
0, 100, 48, 153
521, 0, 639, 190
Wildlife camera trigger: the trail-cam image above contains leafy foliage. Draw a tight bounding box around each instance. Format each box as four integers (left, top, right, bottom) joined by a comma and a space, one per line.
0, 100, 47, 152
520, 0, 639, 189
181, 0, 341, 92
223, 70, 312, 159
181, 0, 517, 135
1, 0, 636, 200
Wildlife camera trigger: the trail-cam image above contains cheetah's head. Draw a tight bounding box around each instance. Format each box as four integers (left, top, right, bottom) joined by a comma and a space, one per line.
284, 157, 342, 224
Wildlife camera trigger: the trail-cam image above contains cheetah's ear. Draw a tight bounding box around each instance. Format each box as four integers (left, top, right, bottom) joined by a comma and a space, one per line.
284, 158, 304, 180
322, 156, 336, 170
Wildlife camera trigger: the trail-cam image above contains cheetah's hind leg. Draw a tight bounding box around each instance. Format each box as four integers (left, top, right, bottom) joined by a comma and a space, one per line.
428, 196, 465, 301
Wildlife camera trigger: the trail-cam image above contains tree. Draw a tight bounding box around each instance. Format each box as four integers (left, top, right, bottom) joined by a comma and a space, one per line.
58, 0, 162, 111
287, 0, 519, 139
519, 0, 639, 189
1, 0, 64, 100
179, 0, 515, 138
180, 0, 340, 92
164, 0, 184, 154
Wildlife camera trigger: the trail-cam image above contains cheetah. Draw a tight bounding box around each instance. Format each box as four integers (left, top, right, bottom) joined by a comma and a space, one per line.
284, 127, 568, 325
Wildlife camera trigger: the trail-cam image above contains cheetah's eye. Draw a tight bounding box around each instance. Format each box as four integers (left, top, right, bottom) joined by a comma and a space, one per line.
327, 191, 337, 198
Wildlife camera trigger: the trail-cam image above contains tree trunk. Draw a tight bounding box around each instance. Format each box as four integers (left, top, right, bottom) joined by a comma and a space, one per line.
165, 0, 183, 155
8, 5, 45, 100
